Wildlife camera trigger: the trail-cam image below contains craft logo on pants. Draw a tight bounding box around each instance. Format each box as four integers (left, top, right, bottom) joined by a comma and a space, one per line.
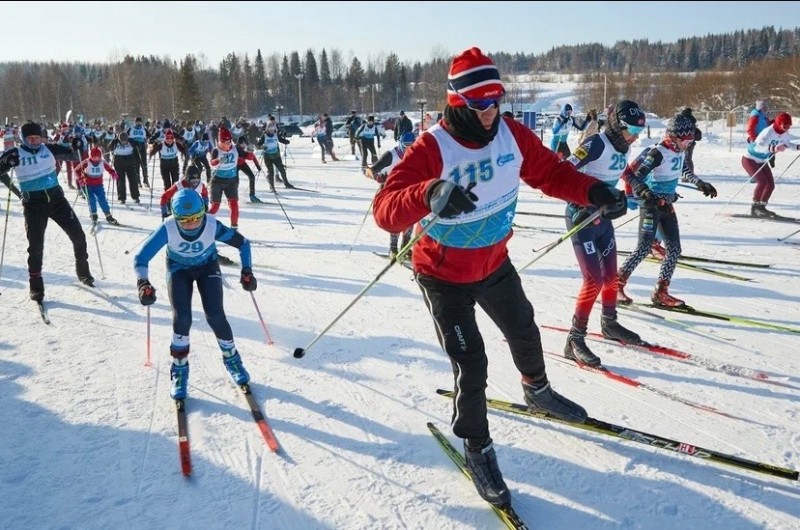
454, 325, 467, 351
583, 241, 596, 255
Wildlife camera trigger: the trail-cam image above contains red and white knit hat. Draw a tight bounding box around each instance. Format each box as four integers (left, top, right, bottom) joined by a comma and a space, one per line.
446, 47, 505, 107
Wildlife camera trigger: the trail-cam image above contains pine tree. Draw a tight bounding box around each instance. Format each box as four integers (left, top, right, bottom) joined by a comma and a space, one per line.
177, 54, 202, 119
254, 49, 268, 116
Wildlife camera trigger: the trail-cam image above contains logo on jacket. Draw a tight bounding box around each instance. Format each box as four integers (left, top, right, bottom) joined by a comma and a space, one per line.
496, 153, 515, 166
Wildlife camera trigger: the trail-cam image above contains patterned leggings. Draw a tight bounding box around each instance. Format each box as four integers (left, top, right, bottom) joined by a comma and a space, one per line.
620, 201, 681, 283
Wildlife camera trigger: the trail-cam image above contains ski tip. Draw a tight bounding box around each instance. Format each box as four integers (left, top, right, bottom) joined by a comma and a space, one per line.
435, 388, 451, 396
293, 347, 306, 359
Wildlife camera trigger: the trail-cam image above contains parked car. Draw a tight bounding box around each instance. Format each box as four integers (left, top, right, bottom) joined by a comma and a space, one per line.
279, 124, 304, 137
381, 117, 396, 131
331, 122, 348, 138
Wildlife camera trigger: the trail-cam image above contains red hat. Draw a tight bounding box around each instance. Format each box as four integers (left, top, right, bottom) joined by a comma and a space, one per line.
446, 47, 505, 107
219, 127, 232, 142
774, 112, 792, 134
90, 146, 102, 159
165, 130, 175, 141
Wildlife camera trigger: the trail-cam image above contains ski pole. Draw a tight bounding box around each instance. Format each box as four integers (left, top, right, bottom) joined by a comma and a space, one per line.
711, 158, 771, 219
293, 215, 440, 359
271, 189, 294, 229
250, 291, 274, 345
777, 227, 800, 242
347, 194, 376, 255
518, 207, 606, 273
0, 186, 11, 291
123, 231, 151, 255
774, 150, 800, 183
92, 225, 106, 279
144, 306, 153, 367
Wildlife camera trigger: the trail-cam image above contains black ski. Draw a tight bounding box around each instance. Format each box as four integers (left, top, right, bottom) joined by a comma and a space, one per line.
435, 390, 799, 482
427, 423, 529, 529
616, 249, 771, 269
240, 384, 279, 452
176, 399, 192, 477
727, 213, 800, 225
36, 301, 51, 324
515, 210, 564, 219
287, 186, 319, 193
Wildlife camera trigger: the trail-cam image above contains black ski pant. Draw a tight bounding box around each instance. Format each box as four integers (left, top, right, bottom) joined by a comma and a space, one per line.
238, 163, 257, 196
264, 155, 289, 188
22, 188, 90, 279
193, 156, 212, 182
132, 142, 149, 183
160, 160, 180, 190
168, 260, 233, 351
359, 139, 378, 168
114, 155, 139, 202
416, 258, 546, 440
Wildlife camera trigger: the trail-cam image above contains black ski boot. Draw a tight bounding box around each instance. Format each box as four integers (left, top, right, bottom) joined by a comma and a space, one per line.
76, 260, 95, 287
463, 438, 511, 507
600, 313, 642, 344
522, 378, 587, 423
29, 274, 44, 302
564, 317, 602, 367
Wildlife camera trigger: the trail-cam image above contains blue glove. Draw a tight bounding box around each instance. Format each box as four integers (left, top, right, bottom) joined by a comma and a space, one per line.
626, 194, 639, 211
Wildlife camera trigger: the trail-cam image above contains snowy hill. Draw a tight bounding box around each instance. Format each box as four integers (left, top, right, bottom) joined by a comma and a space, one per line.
1, 89, 799, 529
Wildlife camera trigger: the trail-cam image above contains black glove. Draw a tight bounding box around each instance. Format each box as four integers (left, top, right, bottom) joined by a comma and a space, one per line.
631, 182, 656, 206
71, 137, 81, 150
240, 267, 257, 292
698, 181, 717, 198
137, 278, 157, 305
425, 180, 478, 218
0, 151, 20, 170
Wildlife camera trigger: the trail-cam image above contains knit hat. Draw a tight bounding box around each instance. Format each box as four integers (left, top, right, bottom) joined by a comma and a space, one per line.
219, 127, 232, 142
755, 100, 766, 111
446, 47, 504, 107
21, 122, 43, 138
165, 130, 175, 141
90, 146, 102, 159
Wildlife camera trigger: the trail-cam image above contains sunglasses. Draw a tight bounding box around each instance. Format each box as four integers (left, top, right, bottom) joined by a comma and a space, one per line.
176, 212, 204, 224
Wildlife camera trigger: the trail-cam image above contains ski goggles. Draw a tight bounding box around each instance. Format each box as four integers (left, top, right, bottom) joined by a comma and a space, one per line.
448, 82, 502, 112
621, 123, 645, 135
176, 212, 204, 225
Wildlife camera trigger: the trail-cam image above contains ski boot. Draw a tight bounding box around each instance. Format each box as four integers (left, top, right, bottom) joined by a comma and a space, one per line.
105, 214, 120, 226
600, 314, 642, 344
90, 213, 98, 227
563, 317, 601, 367
284, 182, 295, 189
750, 202, 770, 218
463, 438, 511, 507
522, 377, 587, 423
170, 361, 190, 400
29, 274, 44, 302
616, 271, 633, 305
651, 280, 685, 307
249, 194, 263, 204
222, 349, 250, 386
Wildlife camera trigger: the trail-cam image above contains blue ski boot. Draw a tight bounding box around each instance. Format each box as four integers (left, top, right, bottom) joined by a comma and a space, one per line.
170, 361, 189, 400
223, 350, 250, 386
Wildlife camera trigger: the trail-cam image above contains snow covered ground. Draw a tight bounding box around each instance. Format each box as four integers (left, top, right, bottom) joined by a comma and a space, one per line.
1, 90, 799, 529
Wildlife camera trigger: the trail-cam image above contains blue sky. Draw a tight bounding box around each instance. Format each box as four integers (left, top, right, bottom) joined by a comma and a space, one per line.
6, 1, 800, 67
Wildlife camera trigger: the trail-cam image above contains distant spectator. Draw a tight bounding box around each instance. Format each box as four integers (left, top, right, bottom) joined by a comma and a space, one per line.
345, 110, 361, 156
394, 111, 413, 140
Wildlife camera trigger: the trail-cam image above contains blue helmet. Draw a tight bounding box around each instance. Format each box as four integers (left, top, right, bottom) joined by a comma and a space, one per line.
399, 132, 416, 150
170, 189, 206, 234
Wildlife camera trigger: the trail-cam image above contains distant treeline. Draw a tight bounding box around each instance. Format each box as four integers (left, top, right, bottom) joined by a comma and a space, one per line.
0, 26, 797, 124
